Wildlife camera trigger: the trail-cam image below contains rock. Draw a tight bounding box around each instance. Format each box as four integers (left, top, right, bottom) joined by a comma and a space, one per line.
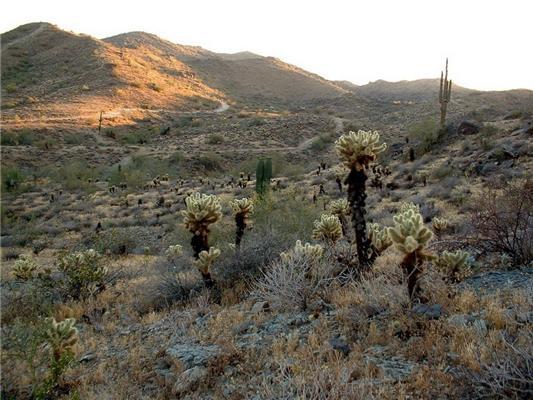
412, 303, 443, 320
251, 301, 270, 313
472, 319, 488, 336
329, 336, 350, 357
457, 121, 481, 135
165, 343, 222, 369
447, 314, 471, 328
79, 352, 96, 363
517, 312, 533, 324
172, 366, 208, 396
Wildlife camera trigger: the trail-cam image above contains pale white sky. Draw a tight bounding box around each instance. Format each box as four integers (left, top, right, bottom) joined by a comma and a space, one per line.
2, 0, 532, 90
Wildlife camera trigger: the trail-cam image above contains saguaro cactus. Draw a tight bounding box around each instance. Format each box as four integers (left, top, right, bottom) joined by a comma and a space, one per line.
387, 208, 433, 299
230, 197, 254, 249
255, 158, 272, 196
439, 58, 452, 128
181, 193, 222, 259
335, 130, 386, 268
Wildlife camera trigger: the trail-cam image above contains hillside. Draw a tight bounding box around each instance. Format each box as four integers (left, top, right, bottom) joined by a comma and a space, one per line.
1, 23, 347, 128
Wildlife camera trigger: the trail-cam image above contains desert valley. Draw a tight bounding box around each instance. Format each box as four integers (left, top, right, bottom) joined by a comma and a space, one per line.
1, 21, 532, 399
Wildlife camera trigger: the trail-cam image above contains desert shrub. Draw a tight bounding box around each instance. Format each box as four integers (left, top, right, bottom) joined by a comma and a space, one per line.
196, 152, 224, 172
251, 245, 333, 311
56, 249, 108, 300
472, 180, 532, 266
63, 133, 85, 145
34, 137, 59, 149
176, 116, 201, 128
206, 133, 224, 144
1, 130, 35, 146
5, 82, 18, 93
119, 130, 152, 145
88, 228, 139, 255
2, 318, 78, 399
45, 160, 100, 191
456, 330, 533, 399
310, 132, 335, 151
2, 167, 25, 192
247, 117, 265, 127
1, 131, 19, 145
408, 118, 442, 154
215, 227, 288, 286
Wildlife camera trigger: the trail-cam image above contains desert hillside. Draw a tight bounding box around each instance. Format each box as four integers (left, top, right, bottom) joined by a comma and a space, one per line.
1, 21, 532, 400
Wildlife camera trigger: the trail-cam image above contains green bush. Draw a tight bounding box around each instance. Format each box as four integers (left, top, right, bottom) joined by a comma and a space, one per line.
46, 160, 100, 191
57, 249, 107, 300
196, 152, 224, 171
1, 132, 19, 145
408, 118, 442, 154
2, 167, 25, 192
119, 130, 152, 145
206, 133, 224, 144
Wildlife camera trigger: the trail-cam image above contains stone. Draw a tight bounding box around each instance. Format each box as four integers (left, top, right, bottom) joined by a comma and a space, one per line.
329, 335, 350, 357
172, 366, 208, 396
457, 121, 481, 135
412, 303, 443, 320
165, 343, 222, 369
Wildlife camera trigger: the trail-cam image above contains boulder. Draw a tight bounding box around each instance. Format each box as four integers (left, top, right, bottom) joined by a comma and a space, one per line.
172, 366, 208, 396
457, 121, 481, 135
412, 303, 443, 320
165, 343, 222, 369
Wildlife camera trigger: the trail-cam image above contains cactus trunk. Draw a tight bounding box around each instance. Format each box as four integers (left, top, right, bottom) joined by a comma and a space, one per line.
191, 232, 214, 288
345, 168, 374, 269
235, 213, 246, 249
400, 251, 423, 300
439, 58, 452, 128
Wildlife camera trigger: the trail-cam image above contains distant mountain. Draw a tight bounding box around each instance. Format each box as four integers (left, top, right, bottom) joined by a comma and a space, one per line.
1, 22, 532, 125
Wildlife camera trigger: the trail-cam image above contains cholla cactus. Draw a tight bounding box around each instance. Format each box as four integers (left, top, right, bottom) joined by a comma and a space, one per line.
432, 217, 449, 234
43, 317, 78, 360
435, 250, 470, 282
335, 130, 387, 171
388, 209, 433, 254
230, 198, 254, 249
57, 249, 108, 299
194, 247, 221, 288
166, 244, 183, 258
181, 193, 222, 258
335, 130, 386, 269
12, 254, 37, 280
399, 202, 420, 214
388, 208, 433, 299
329, 198, 350, 217
312, 214, 342, 244
280, 240, 323, 264
368, 223, 392, 253
329, 198, 350, 236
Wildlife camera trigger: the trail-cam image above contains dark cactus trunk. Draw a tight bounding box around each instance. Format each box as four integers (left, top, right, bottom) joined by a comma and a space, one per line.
235, 213, 246, 250
345, 167, 374, 269
400, 252, 423, 300
191, 232, 214, 288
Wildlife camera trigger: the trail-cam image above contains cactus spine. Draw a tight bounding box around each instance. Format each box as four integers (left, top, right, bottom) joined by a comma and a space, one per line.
335, 130, 386, 269
255, 158, 272, 196
439, 58, 452, 128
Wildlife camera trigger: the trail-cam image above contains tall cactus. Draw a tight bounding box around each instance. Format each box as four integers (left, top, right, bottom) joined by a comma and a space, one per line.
255, 158, 272, 196
439, 58, 452, 128
335, 130, 386, 269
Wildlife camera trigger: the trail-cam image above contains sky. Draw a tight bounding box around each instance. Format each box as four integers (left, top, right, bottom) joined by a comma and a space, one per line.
2, 0, 532, 91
